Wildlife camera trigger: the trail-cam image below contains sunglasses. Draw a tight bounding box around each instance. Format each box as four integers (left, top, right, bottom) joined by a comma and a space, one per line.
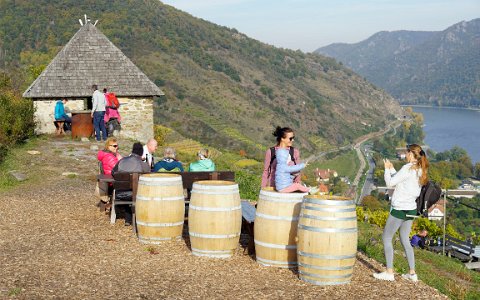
289, 136, 295, 141
110, 144, 118, 148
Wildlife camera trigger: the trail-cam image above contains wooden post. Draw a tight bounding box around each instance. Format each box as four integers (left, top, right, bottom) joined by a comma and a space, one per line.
442, 189, 447, 256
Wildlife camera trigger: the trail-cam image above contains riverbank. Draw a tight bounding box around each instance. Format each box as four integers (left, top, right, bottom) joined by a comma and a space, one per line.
401, 104, 480, 112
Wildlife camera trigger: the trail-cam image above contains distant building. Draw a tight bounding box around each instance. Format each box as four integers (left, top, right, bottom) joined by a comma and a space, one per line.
315, 168, 338, 183
428, 200, 447, 221
23, 20, 163, 142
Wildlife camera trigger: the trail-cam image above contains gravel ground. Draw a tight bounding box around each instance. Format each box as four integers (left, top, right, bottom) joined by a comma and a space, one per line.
0, 138, 449, 299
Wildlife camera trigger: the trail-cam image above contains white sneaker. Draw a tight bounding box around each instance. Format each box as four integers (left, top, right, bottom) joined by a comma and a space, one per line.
401, 273, 418, 282
373, 272, 395, 281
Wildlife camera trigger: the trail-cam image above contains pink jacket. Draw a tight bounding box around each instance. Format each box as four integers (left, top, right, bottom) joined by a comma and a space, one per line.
104, 97, 121, 123
97, 150, 120, 175
261, 146, 301, 188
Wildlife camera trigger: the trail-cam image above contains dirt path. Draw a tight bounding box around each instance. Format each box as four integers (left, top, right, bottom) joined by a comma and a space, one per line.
0, 137, 448, 299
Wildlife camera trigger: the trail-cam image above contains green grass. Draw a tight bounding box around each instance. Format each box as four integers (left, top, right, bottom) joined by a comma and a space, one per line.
306, 149, 360, 183
358, 222, 480, 300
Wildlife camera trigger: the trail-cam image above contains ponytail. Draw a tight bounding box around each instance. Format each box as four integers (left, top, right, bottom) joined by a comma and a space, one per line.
408, 144, 429, 186
272, 126, 293, 144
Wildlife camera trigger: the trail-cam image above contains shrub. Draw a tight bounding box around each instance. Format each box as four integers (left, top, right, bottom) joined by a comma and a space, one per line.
235, 170, 260, 201
0, 73, 35, 162
368, 209, 389, 228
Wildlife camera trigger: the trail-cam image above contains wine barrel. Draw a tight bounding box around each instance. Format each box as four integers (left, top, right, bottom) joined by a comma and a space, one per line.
135, 174, 185, 244
254, 189, 307, 268
189, 180, 241, 258
297, 195, 357, 285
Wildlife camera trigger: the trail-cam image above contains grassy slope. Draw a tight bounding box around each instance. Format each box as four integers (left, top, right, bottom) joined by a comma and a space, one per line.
359, 222, 480, 300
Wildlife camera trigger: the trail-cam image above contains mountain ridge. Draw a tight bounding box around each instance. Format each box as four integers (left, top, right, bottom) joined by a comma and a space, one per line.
315, 18, 480, 107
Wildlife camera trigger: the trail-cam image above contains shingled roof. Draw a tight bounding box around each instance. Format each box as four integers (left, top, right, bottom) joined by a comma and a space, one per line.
23, 22, 163, 98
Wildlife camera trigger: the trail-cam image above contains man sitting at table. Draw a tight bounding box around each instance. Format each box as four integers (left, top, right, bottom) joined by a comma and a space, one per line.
54, 98, 72, 132
111, 142, 150, 226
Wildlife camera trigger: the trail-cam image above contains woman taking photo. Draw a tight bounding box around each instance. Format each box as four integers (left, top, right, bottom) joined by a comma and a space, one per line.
261, 126, 300, 189
373, 144, 429, 282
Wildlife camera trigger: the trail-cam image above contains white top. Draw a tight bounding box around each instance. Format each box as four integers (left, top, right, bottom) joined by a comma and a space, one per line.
384, 162, 421, 210
92, 90, 106, 112
143, 145, 153, 167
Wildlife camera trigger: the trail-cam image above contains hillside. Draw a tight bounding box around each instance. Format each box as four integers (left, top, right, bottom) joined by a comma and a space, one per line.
0, 0, 402, 159
316, 19, 480, 107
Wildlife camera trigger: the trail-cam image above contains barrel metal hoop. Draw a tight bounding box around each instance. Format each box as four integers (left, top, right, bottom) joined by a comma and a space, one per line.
191, 250, 232, 258
254, 239, 297, 250
191, 248, 232, 254
189, 205, 241, 212
136, 221, 184, 227
299, 214, 357, 221
191, 190, 239, 195
255, 212, 299, 221
139, 176, 182, 183
138, 181, 181, 186
136, 195, 185, 202
298, 270, 352, 279
189, 232, 240, 239
302, 205, 356, 213
299, 276, 351, 286
260, 190, 307, 198
298, 262, 354, 271
256, 256, 297, 267
259, 195, 303, 203
303, 198, 355, 206
138, 235, 181, 241
298, 251, 356, 260
298, 225, 357, 233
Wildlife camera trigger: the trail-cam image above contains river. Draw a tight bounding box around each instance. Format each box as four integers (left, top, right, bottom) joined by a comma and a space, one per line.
411, 106, 480, 163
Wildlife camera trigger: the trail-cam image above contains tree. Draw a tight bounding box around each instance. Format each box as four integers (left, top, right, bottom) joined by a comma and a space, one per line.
474, 163, 480, 179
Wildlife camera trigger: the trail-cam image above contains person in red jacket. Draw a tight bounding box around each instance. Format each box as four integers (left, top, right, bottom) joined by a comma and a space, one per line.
97, 137, 123, 175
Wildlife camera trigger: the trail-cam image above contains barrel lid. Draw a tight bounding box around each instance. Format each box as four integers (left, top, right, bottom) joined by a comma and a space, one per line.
304, 195, 352, 201
139, 173, 182, 182
194, 180, 237, 186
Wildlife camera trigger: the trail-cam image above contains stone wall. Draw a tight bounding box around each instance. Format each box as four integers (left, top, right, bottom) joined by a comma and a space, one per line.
33, 97, 154, 143
34, 99, 85, 134
116, 97, 154, 143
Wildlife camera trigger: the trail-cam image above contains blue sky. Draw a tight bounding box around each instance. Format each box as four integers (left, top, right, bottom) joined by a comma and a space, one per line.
161, 0, 480, 52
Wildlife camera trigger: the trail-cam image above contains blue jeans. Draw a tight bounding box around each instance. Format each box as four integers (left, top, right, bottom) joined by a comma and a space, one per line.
93, 111, 107, 141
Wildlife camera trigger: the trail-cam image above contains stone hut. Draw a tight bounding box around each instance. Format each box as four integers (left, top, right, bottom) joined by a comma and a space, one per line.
22, 21, 163, 142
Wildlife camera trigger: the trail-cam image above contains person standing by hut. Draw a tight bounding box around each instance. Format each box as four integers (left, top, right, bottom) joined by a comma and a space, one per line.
91, 84, 107, 141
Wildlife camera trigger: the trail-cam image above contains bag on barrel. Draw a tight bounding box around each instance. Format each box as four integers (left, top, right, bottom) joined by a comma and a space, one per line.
416, 181, 442, 217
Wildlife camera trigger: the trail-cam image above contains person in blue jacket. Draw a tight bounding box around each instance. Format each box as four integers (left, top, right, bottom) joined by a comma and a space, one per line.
153, 147, 184, 172
189, 149, 215, 172
410, 229, 428, 249
275, 148, 317, 194
54, 98, 71, 130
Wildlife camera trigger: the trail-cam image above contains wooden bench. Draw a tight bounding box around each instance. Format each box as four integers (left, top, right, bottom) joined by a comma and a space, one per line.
97, 171, 236, 233
444, 235, 475, 262
241, 200, 256, 255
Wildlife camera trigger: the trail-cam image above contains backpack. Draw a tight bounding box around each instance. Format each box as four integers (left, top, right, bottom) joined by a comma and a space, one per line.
268, 146, 296, 176
106, 92, 120, 109
416, 181, 442, 217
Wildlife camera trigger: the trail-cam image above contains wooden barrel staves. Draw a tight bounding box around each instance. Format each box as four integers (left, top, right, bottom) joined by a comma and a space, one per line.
297, 195, 357, 285
254, 189, 307, 268
189, 180, 241, 258
135, 174, 185, 244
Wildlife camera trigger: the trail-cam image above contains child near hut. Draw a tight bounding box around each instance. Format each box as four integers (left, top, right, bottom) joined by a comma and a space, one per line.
275, 148, 318, 194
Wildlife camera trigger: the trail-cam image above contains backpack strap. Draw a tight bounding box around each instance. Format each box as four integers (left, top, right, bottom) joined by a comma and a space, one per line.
290, 146, 296, 164
267, 147, 276, 177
